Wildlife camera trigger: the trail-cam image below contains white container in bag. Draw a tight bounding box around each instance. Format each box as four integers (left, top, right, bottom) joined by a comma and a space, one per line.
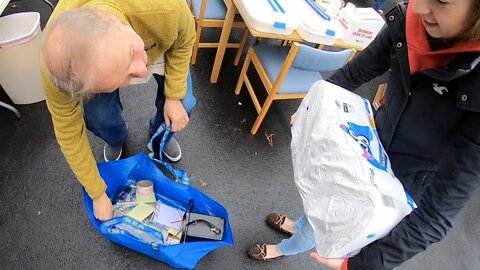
291, 80, 416, 258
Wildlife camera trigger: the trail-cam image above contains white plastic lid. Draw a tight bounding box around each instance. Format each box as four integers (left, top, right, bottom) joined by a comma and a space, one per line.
0, 12, 40, 47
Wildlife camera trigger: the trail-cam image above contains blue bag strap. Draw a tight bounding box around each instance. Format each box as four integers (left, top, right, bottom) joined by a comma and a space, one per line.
147, 123, 191, 185
101, 216, 165, 246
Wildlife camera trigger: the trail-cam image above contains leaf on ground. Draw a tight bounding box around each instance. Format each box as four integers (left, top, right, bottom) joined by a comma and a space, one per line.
198, 178, 209, 188
264, 131, 275, 147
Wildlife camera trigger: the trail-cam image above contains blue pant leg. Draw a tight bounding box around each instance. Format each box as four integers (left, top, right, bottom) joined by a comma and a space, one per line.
276, 215, 316, 256
149, 69, 197, 135
182, 69, 197, 113
149, 73, 166, 134
83, 90, 127, 146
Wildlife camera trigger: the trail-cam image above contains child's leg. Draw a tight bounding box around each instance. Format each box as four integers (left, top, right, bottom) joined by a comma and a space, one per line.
276, 215, 315, 255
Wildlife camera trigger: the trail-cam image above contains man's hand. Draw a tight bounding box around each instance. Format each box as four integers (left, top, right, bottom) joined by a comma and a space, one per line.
93, 192, 113, 221
310, 252, 344, 270
164, 99, 189, 132
290, 112, 297, 125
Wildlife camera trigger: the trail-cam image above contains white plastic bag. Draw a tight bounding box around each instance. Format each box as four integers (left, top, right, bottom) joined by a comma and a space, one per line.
291, 80, 416, 258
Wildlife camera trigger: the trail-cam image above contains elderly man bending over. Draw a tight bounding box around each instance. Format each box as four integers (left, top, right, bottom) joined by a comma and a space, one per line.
41, 0, 196, 221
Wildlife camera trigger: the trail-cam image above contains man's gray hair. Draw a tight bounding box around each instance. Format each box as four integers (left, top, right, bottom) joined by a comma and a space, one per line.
43, 7, 115, 98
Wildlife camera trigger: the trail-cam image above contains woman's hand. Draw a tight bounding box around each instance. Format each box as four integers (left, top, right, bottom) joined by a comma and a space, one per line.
310, 252, 344, 270
290, 112, 297, 125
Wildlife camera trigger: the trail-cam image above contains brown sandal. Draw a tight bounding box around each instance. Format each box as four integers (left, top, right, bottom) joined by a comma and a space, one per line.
247, 244, 284, 261
266, 213, 294, 236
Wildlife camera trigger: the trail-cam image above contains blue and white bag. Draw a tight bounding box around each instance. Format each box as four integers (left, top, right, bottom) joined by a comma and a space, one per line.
83, 124, 234, 269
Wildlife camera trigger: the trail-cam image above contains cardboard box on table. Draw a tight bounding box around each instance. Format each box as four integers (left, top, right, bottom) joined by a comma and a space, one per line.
337, 3, 385, 49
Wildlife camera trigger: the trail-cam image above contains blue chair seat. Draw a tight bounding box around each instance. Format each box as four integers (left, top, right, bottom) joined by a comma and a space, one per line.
192, 0, 227, 20
253, 45, 323, 95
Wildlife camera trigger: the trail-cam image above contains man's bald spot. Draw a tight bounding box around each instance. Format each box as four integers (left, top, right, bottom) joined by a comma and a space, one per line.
42, 7, 120, 95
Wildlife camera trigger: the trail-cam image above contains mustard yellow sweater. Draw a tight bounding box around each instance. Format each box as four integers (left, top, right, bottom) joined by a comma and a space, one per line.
41, 0, 195, 199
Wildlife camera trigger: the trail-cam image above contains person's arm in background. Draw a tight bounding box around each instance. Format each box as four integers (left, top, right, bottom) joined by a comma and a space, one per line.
327, 24, 393, 91
40, 59, 111, 220
162, 0, 195, 132
290, 24, 394, 124
345, 113, 480, 270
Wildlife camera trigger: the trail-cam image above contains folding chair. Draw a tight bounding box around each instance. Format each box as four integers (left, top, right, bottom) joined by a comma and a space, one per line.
190, 0, 249, 65
235, 42, 356, 134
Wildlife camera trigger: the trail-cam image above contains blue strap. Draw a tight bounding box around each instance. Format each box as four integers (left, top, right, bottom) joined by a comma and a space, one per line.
147, 123, 191, 185
101, 216, 165, 246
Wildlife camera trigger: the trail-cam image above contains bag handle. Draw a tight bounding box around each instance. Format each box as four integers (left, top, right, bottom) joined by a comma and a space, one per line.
100, 216, 165, 245
187, 219, 222, 235
180, 200, 194, 243
100, 216, 125, 235
100, 216, 144, 241
147, 123, 191, 185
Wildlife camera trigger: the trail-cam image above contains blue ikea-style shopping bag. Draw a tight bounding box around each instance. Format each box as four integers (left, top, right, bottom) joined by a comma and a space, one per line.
83, 125, 234, 269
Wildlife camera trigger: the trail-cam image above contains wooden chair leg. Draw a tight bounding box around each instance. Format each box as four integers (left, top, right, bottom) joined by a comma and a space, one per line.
234, 29, 249, 66
191, 24, 203, 65
251, 95, 275, 135
235, 51, 251, 95
373, 83, 387, 111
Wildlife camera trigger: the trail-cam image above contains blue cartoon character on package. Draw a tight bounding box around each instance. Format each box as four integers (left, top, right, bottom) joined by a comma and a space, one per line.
339, 121, 389, 172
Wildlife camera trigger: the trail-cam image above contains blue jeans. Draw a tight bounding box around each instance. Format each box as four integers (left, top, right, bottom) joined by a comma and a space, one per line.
276, 215, 315, 255
83, 71, 196, 146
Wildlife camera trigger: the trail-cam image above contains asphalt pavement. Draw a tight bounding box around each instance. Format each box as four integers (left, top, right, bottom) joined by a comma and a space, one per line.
1, 1, 479, 269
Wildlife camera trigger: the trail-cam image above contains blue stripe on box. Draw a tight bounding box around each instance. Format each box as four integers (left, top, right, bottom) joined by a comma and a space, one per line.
326, 29, 336, 36
304, 0, 330, 21
267, 0, 278, 12
274, 22, 286, 29
267, 0, 286, 13
273, 0, 285, 13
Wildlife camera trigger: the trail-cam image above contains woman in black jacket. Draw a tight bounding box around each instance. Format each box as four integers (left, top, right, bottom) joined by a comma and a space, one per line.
248, 0, 480, 269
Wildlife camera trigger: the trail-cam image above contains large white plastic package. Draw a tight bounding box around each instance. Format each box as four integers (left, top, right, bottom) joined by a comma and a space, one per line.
291, 80, 416, 258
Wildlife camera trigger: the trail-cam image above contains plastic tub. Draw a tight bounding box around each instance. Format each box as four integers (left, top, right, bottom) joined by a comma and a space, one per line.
0, 12, 45, 104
